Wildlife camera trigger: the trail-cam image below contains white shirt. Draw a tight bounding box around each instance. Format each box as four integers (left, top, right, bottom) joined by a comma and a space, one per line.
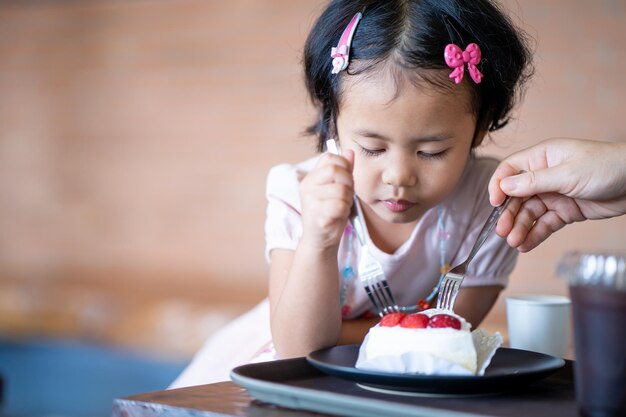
265, 155, 518, 318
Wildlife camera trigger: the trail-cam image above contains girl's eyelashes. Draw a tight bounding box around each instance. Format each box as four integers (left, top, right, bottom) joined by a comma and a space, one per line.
358, 145, 449, 160
418, 149, 448, 160
358, 146, 385, 157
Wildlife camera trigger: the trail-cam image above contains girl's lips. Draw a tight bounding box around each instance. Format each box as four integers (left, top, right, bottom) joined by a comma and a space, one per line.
382, 199, 415, 213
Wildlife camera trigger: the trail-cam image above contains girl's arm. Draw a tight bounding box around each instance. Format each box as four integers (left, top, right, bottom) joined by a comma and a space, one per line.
269, 152, 355, 359
270, 245, 376, 355
269, 247, 343, 358
451, 285, 502, 328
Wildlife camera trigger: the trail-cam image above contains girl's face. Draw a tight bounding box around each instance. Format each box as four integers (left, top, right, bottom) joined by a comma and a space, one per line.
336, 70, 479, 227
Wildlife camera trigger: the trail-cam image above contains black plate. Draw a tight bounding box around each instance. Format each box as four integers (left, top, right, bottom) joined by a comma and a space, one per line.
307, 345, 565, 395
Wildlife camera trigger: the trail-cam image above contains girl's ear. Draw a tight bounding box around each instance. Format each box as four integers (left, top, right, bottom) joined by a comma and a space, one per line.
471, 120, 490, 147
472, 129, 487, 148
472, 110, 492, 148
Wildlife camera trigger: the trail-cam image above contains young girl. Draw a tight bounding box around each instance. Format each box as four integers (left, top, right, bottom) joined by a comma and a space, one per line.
170, 0, 532, 387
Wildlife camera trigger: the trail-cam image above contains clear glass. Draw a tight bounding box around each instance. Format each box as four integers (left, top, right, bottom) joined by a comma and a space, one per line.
557, 251, 626, 417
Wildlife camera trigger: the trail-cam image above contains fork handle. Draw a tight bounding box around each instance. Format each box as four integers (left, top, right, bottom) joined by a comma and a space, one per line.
349, 213, 367, 246
465, 196, 512, 266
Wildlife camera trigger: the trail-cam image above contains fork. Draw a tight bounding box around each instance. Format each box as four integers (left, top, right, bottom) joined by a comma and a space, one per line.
325, 139, 399, 317
436, 195, 512, 311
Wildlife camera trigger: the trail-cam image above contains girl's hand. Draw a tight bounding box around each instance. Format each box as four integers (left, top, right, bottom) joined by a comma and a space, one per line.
488, 138, 626, 252
299, 150, 355, 250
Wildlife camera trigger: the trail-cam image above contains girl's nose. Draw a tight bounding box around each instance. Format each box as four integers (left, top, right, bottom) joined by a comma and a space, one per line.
381, 155, 418, 188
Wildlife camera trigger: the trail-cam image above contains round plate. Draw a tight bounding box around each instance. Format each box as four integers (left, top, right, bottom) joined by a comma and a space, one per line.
307, 345, 565, 395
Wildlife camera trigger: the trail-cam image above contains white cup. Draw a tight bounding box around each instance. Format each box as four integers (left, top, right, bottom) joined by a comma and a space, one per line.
505, 294, 571, 357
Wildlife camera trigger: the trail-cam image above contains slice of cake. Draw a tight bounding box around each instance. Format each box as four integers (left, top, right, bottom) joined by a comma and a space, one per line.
355, 308, 502, 375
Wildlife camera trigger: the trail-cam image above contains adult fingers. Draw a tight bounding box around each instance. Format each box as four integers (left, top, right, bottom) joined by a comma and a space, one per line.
489, 161, 524, 206
499, 166, 572, 198
507, 192, 584, 251
489, 141, 555, 206
495, 196, 522, 238
517, 210, 568, 252
507, 196, 547, 248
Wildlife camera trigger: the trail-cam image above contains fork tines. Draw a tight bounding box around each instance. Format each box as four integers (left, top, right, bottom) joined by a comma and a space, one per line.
363, 277, 398, 317
435, 195, 513, 312
436, 271, 463, 311
359, 256, 398, 316
373, 278, 398, 316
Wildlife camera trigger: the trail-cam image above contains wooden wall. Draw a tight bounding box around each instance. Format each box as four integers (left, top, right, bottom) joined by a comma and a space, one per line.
0, 0, 321, 297
1, 0, 625, 341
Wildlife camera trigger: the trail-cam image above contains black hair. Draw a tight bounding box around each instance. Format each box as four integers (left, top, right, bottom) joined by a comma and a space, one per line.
304, 0, 534, 151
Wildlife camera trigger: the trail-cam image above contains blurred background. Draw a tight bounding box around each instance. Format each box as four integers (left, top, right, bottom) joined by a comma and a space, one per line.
0, 0, 624, 415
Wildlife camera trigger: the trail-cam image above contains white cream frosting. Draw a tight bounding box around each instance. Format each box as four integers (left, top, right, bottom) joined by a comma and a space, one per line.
355, 309, 502, 376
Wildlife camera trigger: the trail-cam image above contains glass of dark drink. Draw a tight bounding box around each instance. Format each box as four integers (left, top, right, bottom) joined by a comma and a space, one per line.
558, 251, 626, 417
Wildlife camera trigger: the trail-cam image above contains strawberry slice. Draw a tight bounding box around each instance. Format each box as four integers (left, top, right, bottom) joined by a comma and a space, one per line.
427, 314, 462, 330
379, 312, 406, 327
399, 313, 429, 328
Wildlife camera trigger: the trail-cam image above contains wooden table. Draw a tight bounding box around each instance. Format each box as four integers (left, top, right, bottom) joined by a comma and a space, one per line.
112, 357, 578, 417
113, 381, 316, 417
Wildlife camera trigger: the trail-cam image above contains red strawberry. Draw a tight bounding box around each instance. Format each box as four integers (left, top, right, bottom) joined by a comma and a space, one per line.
427, 314, 462, 330
399, 313, 429, 329
380, 312, 406, 327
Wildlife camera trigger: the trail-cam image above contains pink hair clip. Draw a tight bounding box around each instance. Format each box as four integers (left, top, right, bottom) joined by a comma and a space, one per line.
444, 43, 483, 84
330, 12, 362, 74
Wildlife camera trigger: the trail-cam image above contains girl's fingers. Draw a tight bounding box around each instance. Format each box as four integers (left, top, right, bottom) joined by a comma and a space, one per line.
342, 148, 355, 172
316, 152, 354, 172
309, 183, 354, 205
309, 155, 354, 187
321, 199, 352, 221
299, 152, 357, 248
307, 199, 352, 229
302, 184, 353, 227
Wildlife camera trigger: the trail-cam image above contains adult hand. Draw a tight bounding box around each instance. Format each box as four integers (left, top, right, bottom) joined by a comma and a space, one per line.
488, 138, 626, 252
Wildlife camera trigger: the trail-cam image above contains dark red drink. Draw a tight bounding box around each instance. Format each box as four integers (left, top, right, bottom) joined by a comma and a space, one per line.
570, 285, 626, 417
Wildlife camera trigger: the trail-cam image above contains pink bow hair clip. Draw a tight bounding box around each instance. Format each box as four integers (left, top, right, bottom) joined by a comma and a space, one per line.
330, 12, 362, 74
444, 43, 483, 84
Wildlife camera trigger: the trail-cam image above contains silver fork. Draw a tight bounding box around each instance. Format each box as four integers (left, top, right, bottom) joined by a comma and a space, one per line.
325, 139, 399, 316
436, 196, 512, 311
